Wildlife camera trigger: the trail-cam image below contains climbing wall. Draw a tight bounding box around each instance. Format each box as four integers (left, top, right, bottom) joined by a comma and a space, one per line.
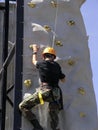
22, 0, 98, 130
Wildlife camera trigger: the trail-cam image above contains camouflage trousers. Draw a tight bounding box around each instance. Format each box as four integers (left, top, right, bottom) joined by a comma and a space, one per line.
19, 86, 63, 130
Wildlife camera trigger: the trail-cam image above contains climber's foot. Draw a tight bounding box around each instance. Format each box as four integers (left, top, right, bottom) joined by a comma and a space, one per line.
33, 127, 43, 130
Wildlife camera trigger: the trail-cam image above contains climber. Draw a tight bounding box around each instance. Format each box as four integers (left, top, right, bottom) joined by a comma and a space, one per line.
19, 44, 65, 130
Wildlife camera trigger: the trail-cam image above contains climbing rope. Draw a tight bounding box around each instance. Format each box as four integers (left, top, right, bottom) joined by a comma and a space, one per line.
52, 0, 59, 48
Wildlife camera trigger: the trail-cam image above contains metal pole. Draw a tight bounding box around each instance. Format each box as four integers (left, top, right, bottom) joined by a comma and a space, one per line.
13, 0, 24, 129
1, 0, 9, 130
0, 44, 15, 80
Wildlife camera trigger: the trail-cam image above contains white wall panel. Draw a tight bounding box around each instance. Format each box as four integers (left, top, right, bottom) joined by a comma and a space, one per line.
23, 0, 98, 130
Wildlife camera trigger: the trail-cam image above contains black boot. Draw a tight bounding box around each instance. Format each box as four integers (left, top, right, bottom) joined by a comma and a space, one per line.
31, 119, 43, 130
33, 128, 43, 130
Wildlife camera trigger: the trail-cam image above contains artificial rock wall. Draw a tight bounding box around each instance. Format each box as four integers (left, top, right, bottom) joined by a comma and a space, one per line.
0, 0, 98, 130
22, 0, 98, 130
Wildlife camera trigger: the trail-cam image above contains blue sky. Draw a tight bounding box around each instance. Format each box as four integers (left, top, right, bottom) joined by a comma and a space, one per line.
81, 0, 98, 112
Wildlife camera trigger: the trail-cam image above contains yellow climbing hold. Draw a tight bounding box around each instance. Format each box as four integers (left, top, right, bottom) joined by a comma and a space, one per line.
78, 87, 86, 95
27, 2, 36, 8
24, 79, 32, 87
43, 25, 51, 32
68, 59, 75, 66
79, 112, 86, 118
51, 1, 58, 7
55, 40, 63, 46
67, 20, 75, 26
29, 44, 33, 48
38, 91, 44, 105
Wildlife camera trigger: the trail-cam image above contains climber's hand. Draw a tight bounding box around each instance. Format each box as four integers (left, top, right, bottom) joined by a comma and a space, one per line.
30, 44, 39, 52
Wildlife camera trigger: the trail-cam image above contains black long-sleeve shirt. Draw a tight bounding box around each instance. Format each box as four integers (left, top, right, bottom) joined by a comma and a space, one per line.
36, 60, 65, 87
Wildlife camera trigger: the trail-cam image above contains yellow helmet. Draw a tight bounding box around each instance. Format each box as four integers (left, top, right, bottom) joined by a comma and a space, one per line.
42, 47, 56, 58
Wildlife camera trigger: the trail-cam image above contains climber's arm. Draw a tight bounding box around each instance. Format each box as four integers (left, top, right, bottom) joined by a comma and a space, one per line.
31, 44, 39, 66
32, 52, 38, 66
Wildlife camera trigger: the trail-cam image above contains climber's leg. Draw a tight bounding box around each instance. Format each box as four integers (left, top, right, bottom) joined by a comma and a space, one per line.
19, 91, 43, 129
49, 102, 60, 130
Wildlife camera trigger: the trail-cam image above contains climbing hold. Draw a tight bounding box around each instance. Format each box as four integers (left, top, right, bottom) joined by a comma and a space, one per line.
24, 79, 32, 87
68, 59, 75, 66
51, 1, 58, 7
55, 40, 63, 46
78, 87, 86, 95
38, 91, 44, 105
67, 20, 75, 26
43, 25, 51, 32
79, 112, 86, 118
27, 2, 36, 8
29, 44, 33, 49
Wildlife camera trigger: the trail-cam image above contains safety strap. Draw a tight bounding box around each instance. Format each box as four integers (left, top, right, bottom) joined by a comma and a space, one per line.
38, 91, 44, 105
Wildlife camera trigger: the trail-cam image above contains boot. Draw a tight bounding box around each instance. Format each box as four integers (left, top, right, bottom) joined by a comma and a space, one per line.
31, 119, 43, 130
33, 128, 43, 130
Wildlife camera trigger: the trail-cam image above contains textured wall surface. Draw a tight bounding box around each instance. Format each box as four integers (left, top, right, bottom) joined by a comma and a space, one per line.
22, 0, 98, 130
0, 0, 98, 130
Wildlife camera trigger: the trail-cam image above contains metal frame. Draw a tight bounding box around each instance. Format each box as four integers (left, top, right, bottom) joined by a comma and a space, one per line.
1, 0, 9, 130
0, 0, 24, 130
13, 0, 24, 129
